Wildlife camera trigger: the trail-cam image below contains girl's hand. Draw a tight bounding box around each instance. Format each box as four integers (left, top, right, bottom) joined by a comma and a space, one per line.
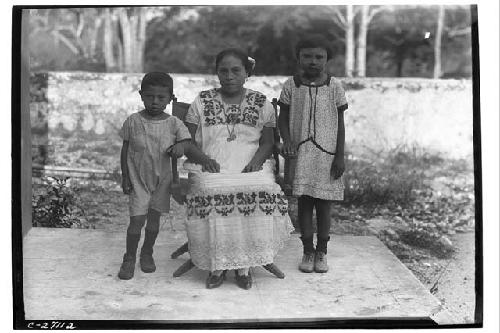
282, 141, 298, 158
122, 177, 133, 194
331, 156, 345, 180
202, 158, 220, 173
168, 143, 185, 158
242, 161, 263, 173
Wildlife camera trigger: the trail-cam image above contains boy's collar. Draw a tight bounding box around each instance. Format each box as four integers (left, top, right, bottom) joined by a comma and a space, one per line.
293, 74, 331, 88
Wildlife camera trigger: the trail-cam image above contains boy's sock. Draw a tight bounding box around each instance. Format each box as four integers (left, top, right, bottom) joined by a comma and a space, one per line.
140, 229, 159, 256
300, 235, 315, 254
316, 235, 330, 254
125, 232, 141, 258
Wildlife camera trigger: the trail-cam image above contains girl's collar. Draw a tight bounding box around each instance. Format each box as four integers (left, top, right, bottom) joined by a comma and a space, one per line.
293, 74, 331, 88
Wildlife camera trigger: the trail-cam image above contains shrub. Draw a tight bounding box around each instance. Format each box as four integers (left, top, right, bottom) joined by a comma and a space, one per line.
343, 146, 448, 206
32, 177, 92, 228
344, 158, 426, 206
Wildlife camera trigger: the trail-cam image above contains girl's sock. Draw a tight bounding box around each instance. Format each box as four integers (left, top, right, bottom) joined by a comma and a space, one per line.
141, 229, 159, 256
300, 235, 315, 254
125, 232, 141, 258
316, 235, 330, 254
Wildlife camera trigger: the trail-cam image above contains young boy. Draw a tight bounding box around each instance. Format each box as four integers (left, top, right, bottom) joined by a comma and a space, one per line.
278, 36, 348, 273
118, 72, 193, 280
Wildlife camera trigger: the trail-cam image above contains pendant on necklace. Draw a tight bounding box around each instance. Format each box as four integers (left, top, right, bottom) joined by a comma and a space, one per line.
227, 133, 236, 142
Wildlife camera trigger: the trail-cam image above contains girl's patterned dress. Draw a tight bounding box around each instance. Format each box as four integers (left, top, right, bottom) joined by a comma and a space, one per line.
184, 88, 294, 271
279, 75, 348, 201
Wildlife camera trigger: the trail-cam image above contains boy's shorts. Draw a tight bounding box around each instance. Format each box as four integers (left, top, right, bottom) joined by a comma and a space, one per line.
129, 178, 171, 216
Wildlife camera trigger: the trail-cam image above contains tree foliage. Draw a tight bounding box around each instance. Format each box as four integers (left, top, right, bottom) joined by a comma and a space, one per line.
29, 5, 473, 78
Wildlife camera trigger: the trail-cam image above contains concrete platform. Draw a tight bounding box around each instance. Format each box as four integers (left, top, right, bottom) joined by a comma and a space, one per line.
22, 227, 456, 324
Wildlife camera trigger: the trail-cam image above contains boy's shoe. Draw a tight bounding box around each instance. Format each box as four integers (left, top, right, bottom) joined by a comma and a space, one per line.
298, 252, 315, 273
314, 251, 328, 273
140, 253, 156, 273
118, 253, 136, 280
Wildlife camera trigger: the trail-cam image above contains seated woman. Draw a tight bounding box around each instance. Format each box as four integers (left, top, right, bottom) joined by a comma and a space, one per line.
183, 48, 294, 290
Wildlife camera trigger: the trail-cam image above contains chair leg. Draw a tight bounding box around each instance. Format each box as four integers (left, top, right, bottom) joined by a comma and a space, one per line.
263, 263, 285, 279
173, 259, 195, 277
171, 242, 189, 259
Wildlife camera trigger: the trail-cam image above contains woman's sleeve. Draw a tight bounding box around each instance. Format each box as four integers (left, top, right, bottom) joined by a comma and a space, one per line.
334, 79, 348, 112
184, 95, 201, 125
119, 117, 130, 141
278, 78, 292, 107
262, 101, 276, 128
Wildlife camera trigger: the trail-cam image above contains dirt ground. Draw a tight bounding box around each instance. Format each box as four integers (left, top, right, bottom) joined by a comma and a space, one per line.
406, 232, 476, 323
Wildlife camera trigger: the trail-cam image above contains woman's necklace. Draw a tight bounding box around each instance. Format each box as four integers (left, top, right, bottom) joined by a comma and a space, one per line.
220, 89, 245, 142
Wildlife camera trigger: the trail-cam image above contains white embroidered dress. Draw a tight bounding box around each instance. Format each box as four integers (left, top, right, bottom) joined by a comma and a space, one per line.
184, 88, 294, 271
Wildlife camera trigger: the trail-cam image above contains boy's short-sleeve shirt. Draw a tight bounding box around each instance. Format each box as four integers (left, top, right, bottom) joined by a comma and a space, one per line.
119, 112, 191, 216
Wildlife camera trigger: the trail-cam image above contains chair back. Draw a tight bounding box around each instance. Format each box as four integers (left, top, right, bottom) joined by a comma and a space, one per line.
172, 98, 191, 121
171, 97, 191, 187
271, 98, 281, 177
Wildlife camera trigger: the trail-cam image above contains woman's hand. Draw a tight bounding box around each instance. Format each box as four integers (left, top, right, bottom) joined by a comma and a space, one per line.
242, 161, 263, 173
330, 155, 345, 180
122, 176, 133, 194
282, 141, 298, 158
202, 158, 220, 173
168, 142, 185, 158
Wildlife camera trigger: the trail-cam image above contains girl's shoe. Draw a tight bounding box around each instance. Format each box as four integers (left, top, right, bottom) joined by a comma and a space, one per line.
298, 252, 315, 273
118, 253, 136, 280
314, 251, 328, 273
235, 271, 252, 290
140, 253, 156, 273
206, 271, 226, 289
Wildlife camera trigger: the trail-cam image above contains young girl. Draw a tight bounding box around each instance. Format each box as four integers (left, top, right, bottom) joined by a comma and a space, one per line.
118, 72, 192, 280
278, 36, 348, 273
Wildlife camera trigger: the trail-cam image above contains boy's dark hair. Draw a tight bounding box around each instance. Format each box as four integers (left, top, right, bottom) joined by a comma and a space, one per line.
215, 48, 254, 76
295, 35, 333, 60
140, 72, 174, 96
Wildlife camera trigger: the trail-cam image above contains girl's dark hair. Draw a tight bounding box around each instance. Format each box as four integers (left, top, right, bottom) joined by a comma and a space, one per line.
140, 72, 174, 96
295, 35, 333, 60
215, 48, 254, 76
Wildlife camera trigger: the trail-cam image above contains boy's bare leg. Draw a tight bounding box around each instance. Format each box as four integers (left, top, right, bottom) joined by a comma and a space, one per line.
119, 215, 146, 280
140, 209, 161, 273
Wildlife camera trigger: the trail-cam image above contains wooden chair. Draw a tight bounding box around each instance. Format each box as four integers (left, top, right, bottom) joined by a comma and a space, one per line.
168, 97, 287, 279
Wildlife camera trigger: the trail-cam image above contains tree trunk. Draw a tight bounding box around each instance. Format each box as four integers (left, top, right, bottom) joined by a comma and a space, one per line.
434, 5, 445, 79
356, 5, 369, 77
136, 8, 147, 73
89, 16, 102, 59
103, 8, 117, 72
118, 8, 134, 72
117, 7, 146, 73
345, 5, 355, 77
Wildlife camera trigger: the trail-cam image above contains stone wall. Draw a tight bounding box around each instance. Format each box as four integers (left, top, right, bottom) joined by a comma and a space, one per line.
30, 72, 474, 171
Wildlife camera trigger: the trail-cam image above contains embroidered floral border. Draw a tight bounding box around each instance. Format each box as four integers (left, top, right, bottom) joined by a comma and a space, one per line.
200, 89, 266, 127
186, 190, 288, 219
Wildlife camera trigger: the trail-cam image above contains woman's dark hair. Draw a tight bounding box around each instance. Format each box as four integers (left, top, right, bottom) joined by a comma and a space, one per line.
140, 72, 174, 96
215, 48, 254, 76
295, 35, 333, 60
